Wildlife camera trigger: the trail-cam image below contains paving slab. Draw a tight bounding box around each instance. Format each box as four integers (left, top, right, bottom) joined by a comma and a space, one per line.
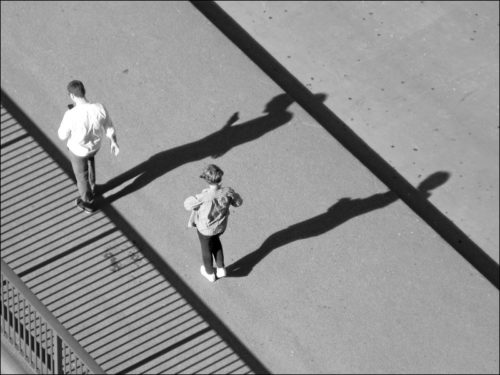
1, 1, 499, 374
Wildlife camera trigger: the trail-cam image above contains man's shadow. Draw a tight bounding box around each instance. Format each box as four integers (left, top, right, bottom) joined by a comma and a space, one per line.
227, 171, 450, 277
100, 93, 326, 203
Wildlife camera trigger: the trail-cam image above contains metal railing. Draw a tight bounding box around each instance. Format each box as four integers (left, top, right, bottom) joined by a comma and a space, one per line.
1, 259, 104, 374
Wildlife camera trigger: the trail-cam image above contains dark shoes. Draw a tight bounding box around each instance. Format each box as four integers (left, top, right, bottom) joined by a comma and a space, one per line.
75, 198, 97, 214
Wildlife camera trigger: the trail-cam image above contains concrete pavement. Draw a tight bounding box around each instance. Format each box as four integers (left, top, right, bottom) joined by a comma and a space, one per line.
1, 1, 498, 373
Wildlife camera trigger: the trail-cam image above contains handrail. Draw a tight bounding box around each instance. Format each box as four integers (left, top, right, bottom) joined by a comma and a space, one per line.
1, 259, 105, 374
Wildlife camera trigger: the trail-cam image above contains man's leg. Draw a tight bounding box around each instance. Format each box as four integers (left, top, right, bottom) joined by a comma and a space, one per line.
88, 155, 96, 195
69, 152, 94, 204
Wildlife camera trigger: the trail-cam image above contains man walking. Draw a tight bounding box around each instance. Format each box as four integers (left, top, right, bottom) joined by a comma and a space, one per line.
58, 80, 119, 213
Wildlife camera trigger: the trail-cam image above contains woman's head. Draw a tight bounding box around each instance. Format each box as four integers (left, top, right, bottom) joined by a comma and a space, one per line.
200, 164, 223, 184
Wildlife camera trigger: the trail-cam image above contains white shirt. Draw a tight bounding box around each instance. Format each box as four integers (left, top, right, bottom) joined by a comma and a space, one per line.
58, 102, 115, 157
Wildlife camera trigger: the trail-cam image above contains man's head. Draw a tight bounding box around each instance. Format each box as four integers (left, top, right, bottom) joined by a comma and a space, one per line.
67, 80, 86, 99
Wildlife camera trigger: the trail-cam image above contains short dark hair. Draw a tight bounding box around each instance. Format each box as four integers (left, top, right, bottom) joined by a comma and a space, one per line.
67, 80, 86, 98
200, 164, 224, 184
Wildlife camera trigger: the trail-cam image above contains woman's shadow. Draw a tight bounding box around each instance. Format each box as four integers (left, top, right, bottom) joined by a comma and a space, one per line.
100, 93, 327, 203
227, 171, 451, 277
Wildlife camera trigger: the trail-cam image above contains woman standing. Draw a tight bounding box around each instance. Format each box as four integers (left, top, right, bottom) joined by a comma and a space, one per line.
184, 164, 243, 282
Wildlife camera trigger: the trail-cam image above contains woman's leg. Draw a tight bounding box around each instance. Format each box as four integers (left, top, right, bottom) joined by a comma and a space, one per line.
210, 235, 224, 269
197, 231, 215, 274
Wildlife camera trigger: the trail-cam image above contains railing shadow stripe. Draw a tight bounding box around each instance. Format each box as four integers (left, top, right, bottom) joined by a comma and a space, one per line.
48, 266, 159, 313
84, 301, 191, 350
1, 203, 76, 243
0, 133, 30, 149
27, 237, 131, 289
7, 217, 111, 263
0, 137, 36, 158
1, 199, 76, 238
99, 320, 209, 370
4, 213, 109, 266
0, 186, 74, 219
0, 126, 25, 140
205, 353, 241, 374
17, 228, 118, 278
1, 143, 40, 164
113, 326, 212, 374
41, 259, 151, 308
142, 334, 221, 374
0, 149, 47, 173
0, 158, 54, 183
0, 171, 68, 205
2, 204, 89, 249
176, 345, 232, 374
0, 179, 70, 212
62, 284, 173, 327
30, 245, 142, 298
94, 313, 202, 362
1, 115, 15, 124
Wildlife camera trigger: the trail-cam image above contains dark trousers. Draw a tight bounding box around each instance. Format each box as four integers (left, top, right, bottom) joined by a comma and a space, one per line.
197, 231, 224, 273
69, 151, 96, 203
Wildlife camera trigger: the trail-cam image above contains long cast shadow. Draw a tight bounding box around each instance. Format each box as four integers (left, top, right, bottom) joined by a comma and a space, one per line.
228, 171, 450, 277
101, 93, 324, 203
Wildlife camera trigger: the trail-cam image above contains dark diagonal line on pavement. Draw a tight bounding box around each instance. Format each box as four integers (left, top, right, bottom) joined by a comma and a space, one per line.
0, 133, 30, 149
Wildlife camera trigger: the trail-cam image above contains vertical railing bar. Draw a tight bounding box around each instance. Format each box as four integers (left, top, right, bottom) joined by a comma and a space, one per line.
24, 297, 28, 357
34, 312, 38, 373
49, 328, 53, 374
44, 321, 48, 374
15, 288, 20, 349
65, 344, 69, 374
1, 276, 5, 336
8, 282, 13, 343
36, 312, 41, 374
1, 273, 4, 336
49, 329, 53, 375
54, 335, 62, 375
28, 303, 33, 367
20, 296, 25, 357
62, 343, 65, 374
40, 321, 44, 375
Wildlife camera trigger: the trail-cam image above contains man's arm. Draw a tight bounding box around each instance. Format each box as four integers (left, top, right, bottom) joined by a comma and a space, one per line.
58, 111, 72, 141
108, 131, 120, 156
103, 109, 120, 156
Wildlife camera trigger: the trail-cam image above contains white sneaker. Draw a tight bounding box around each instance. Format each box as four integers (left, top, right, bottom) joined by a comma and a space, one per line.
216, 267, 226, 278
200, 265, 215, 282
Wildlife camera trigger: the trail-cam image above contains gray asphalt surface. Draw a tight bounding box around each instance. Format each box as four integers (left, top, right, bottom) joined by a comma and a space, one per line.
1, 1, 498, 374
